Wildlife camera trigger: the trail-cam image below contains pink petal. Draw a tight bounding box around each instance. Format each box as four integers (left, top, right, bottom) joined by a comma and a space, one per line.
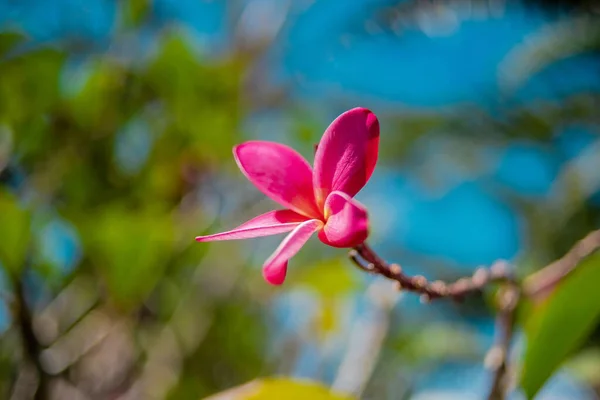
234, 141, 321, 218
262, 219, 323, 285
318, 191, 369, 248
313, 108, 380, 207
235, 209, 309, 229
195, 210, 308, 242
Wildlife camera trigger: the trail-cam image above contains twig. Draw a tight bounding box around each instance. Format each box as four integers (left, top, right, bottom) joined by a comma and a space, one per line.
350, 243, 515, 302
523, 229, 600, 300
351, 229, 600, 301
486, 284, 520, 400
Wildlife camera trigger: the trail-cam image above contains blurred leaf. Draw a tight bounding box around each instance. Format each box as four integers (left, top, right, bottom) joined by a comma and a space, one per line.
204, 378, 354, 400
290, 109, 323, 155
83, 207, 173, 310
145, 33, 242, 161
564, 348, 600, 387
65, 60, 127, 131
0, 190, 31, 274
521, 252, 600, 399
391, 323, 481, 365
0, 48, 64, 132
0, 31, 26, 57
293, 256, 359, 338
499, 16, 600, 93
293, 258, 360, 297
0, 126, 12, 173
172, 299, 270, 399
316, 298, 337, 335
384, 114, 448, 160
122, 0, 150, 28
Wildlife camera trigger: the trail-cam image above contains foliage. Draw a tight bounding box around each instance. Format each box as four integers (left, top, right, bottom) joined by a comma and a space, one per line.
522, 252, 600, 398
0, 191, 30, 275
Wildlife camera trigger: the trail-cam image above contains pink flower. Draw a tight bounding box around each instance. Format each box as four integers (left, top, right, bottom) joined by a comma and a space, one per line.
195, 107, 380, 285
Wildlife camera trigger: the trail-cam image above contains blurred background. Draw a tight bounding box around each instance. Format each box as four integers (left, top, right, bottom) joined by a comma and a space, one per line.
1, 0, 600, 399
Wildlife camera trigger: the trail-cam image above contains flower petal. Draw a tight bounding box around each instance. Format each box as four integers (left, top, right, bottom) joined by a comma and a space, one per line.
318, 191, 369, 248
313, 107, 380, 206
234, 141, 321, 218
262, 219, 323, 285
195, 210, 308, 242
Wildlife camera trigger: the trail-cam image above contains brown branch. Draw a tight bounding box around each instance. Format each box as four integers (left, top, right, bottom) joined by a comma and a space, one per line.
352, 229, 600, 302
523, 229, 600, 300
350, 243, 515, 302
486, 284, 520, 400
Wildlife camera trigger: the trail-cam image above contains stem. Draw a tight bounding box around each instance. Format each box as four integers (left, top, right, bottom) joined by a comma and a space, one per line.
486, 284, 520, 400
350, 243, 515, 302
523, 229, 600, 300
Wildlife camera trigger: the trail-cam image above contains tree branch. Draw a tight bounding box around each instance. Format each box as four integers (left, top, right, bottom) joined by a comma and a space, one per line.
523, 229, 600, 301
486, 283, 520, 400
350, 243, 515, 302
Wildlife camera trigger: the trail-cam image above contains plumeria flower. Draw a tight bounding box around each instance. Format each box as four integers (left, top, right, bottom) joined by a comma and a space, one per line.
195, 107, 379, 285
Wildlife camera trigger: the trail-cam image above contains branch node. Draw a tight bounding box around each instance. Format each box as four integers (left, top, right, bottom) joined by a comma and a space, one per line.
452, 277, 471, 294
472, 267, 489, 287
490, 260, 510, 278
484, 346, 505, 370
412, 275, 427, 289
429, 280, 447, 296
390, 264, 402, 275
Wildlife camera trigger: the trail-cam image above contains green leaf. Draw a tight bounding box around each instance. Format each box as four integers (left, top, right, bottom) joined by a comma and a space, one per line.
204, 378, 354, 400
521, 252, 600, 399
0, 191, 31, 274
